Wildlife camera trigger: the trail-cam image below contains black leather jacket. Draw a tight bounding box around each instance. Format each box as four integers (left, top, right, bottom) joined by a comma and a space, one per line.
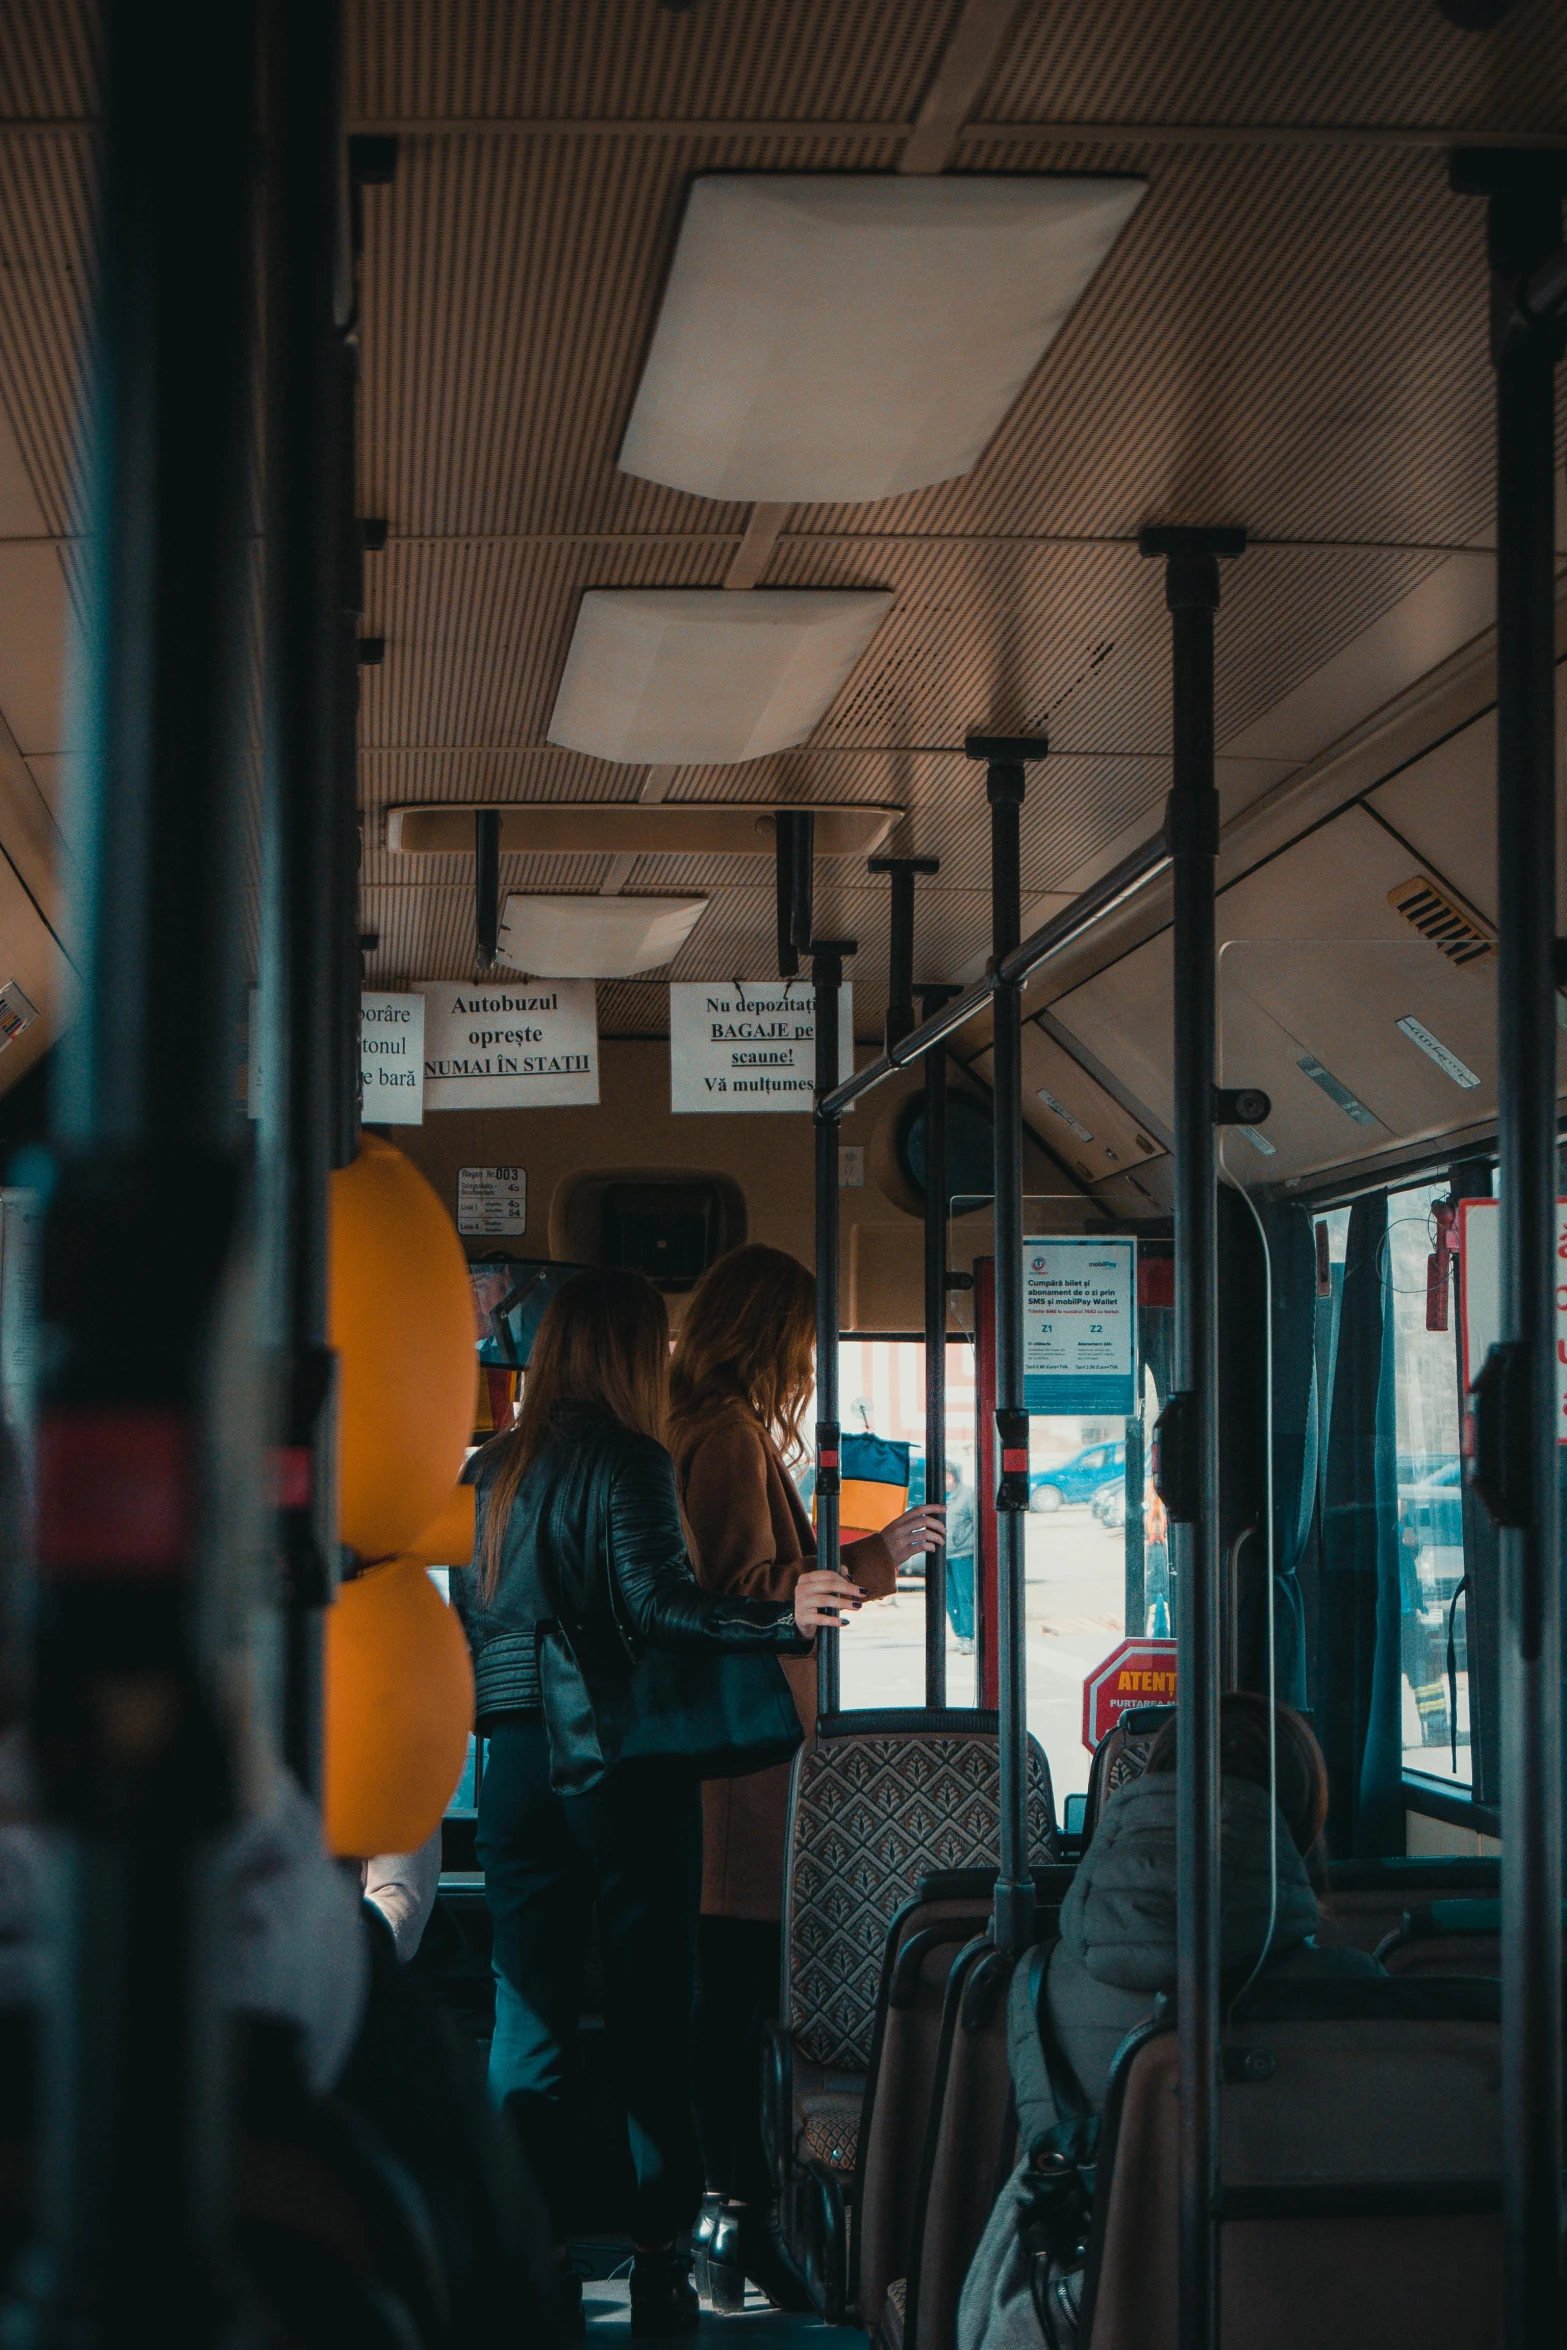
452, 1401, 810, 1732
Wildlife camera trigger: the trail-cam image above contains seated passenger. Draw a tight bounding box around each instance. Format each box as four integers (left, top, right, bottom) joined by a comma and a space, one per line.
450, 1265, 860, 2340
1047, 1691, 1379, 2110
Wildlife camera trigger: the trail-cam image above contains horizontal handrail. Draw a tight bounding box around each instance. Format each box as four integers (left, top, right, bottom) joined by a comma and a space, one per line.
817, 825, 1170, 1118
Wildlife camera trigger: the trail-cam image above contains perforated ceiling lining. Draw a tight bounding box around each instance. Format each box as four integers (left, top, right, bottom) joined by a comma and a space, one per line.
1, 0, 1564, 1054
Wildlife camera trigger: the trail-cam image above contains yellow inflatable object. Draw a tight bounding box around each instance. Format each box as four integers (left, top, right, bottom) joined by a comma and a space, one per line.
329, 1134, 478, 1562
404, 1481, 476, 1569
323, 1555, 475, 1858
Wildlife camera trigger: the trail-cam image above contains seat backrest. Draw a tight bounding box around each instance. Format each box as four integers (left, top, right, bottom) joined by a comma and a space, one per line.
780, 1711, 1054, 2073
853, 1906, 990, 2325
1081, 1980, 1502, 2350
905, 1938, 1020, 2350
1081, 1706, 1172, 1841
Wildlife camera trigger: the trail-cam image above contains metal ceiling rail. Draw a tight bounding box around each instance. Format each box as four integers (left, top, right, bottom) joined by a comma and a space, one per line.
817, 824, 1171, 1119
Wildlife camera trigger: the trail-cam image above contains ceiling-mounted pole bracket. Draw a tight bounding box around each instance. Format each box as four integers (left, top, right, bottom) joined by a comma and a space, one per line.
869, 855, 940, 1052
775, 809, 816, 978
475, 808, 500, 968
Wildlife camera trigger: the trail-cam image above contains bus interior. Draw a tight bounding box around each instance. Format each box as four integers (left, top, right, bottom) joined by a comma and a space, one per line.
0, 0, 1564, 2344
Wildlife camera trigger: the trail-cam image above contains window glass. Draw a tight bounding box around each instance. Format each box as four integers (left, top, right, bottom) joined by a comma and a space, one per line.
1386, 1181, 1468, 1786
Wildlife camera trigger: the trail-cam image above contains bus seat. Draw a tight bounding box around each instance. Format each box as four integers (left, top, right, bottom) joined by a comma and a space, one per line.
853, 1909, 991, 2325
1315, 1857, 1501, 1958
1375, 1895, 1567, 1978
882, 1934, 1024, 2350
1081, 1706, 1173, 1842
769, 1710, 1054, 2318
1080, 1979, 1502, 2350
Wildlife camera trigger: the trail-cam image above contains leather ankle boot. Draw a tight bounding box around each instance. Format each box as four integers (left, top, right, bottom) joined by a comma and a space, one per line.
691, 2191, 724, 2306
708, 2202, 812, 2315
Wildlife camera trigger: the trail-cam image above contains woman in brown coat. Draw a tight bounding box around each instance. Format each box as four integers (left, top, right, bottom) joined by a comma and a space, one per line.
669, 1244, 943, 2308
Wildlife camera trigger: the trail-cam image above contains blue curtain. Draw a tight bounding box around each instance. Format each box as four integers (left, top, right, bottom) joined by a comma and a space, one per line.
1237, 1203, 1314, 1710
1317, 1192, 1403, 1856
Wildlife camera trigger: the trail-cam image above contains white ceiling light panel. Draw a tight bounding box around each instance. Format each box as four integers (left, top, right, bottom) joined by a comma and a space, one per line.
497, 892, 707, 978
546, 587, 892, 764
618, 173, 1146, 504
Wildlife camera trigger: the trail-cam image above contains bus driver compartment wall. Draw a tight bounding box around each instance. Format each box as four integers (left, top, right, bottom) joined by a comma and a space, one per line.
387, 1039, 1096, 1330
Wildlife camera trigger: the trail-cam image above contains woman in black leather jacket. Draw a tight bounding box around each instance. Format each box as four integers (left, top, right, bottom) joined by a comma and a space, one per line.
450, 1268, 858, 2340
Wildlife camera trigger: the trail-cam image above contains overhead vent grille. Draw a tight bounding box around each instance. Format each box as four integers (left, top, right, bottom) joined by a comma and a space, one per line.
1386, 873, 1495, 969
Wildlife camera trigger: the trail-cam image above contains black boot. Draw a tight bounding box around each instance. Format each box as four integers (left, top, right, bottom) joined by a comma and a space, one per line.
554, 2257, 586, 2342
708, 2203, 812, 2315
630, 2246, 700, 2338
692, 2192, 724, 2307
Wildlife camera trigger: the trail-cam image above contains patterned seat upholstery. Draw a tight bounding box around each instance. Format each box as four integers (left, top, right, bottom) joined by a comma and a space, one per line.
782, 1712, 1055, 2077
1081, 1703, 1173, 1843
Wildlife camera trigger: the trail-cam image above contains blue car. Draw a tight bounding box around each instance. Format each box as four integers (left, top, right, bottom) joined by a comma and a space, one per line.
1030, 1437, 1126, 1514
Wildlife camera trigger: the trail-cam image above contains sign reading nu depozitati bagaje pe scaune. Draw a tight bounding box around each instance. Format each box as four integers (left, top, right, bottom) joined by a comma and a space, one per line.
417, 980, 600, 1109
668, 980, 855, 1113
1023, 1234, 1138, 1415
360, 992, 425, 1124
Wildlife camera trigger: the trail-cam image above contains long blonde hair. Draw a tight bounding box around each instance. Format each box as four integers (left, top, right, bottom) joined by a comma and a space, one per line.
476, 1267, 671, 1598
669, 1244, 816, 1460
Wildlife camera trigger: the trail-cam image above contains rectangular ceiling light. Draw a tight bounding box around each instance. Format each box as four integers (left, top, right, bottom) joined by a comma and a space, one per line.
547, 587, 891, 764
497, 893, 707, 978
618, 173, 1146, 504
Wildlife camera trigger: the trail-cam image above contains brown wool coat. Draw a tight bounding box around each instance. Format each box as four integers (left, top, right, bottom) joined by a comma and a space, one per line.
674, 1396, 896, 1921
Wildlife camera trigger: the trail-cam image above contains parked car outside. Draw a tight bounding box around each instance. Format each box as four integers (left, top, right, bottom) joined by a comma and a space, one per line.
1030, 1437, 1126, 1513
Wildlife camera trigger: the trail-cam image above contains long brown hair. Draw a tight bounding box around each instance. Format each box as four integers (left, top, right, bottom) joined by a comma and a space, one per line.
1145, 1691, 1330, 1873
669, 1244, 816, 1459
476, 1267, 671, 1598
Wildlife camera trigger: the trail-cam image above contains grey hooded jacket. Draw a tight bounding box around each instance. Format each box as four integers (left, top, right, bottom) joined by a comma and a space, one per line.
1047, 1769, 1379, 2111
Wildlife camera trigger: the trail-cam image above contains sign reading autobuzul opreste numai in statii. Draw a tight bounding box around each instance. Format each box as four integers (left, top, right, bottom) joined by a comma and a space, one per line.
668, 980, 854, 1113
416, 980, 600, 1109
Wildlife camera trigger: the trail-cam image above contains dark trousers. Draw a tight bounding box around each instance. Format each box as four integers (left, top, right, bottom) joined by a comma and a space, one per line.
478, 1716, 705, 2245
691, 1916, 781, 2205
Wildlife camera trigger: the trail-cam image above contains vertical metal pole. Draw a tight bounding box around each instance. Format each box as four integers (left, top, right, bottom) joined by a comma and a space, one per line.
12, 2, 265, 2337
264, 0, 346, 1801
333, 330, 365, 1169
975, 1257, 1000, 1709
970, 741, 1041, 1958
922, 985, 959, 1710
813, 937, 855, 1717
1140, 523, 1245, 2350
1451, 149, 1566, 2350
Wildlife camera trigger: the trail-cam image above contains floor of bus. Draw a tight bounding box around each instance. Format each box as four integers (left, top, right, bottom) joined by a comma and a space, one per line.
570, 2243, 858, 2344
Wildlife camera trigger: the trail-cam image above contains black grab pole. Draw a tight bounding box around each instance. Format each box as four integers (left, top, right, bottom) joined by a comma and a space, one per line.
8, 4, 268, 2340
813, 936, 856, 1716
263, 0, 348, 1802
1140, 524, 1246, 2350
921, 983, 960, 1708
869, 853, 943, 1696
967, 732, 1047, 1957
1452, 149, 1567, 2350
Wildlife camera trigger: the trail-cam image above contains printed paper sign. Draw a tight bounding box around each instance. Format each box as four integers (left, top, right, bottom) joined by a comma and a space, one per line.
1023, 1235, 1138, 1415
1459, 1196, 1567, 1442
669, 980, 854, 1113
458, 1167, 527, 1238
417, 980, 600, 1110
360, 992, 424, 1124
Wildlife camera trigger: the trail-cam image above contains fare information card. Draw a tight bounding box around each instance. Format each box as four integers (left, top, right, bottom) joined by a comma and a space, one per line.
1023, 1235, 1138, 1416
668, 980, 855, 1113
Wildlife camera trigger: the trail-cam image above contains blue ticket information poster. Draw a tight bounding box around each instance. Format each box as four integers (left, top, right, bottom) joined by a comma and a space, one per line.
1022, 1235, 1138, 1416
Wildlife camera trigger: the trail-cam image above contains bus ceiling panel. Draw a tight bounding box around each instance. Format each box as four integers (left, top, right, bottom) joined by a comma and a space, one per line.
385, 801, 900, 860
967, 1019, 1167, 1194
0, 832, 56, 1105
1368, 664, 1567, 935
0, 541, 68, 763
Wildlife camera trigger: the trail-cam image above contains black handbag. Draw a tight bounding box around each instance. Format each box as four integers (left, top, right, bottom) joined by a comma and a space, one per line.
535, 1489, 805, 1794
